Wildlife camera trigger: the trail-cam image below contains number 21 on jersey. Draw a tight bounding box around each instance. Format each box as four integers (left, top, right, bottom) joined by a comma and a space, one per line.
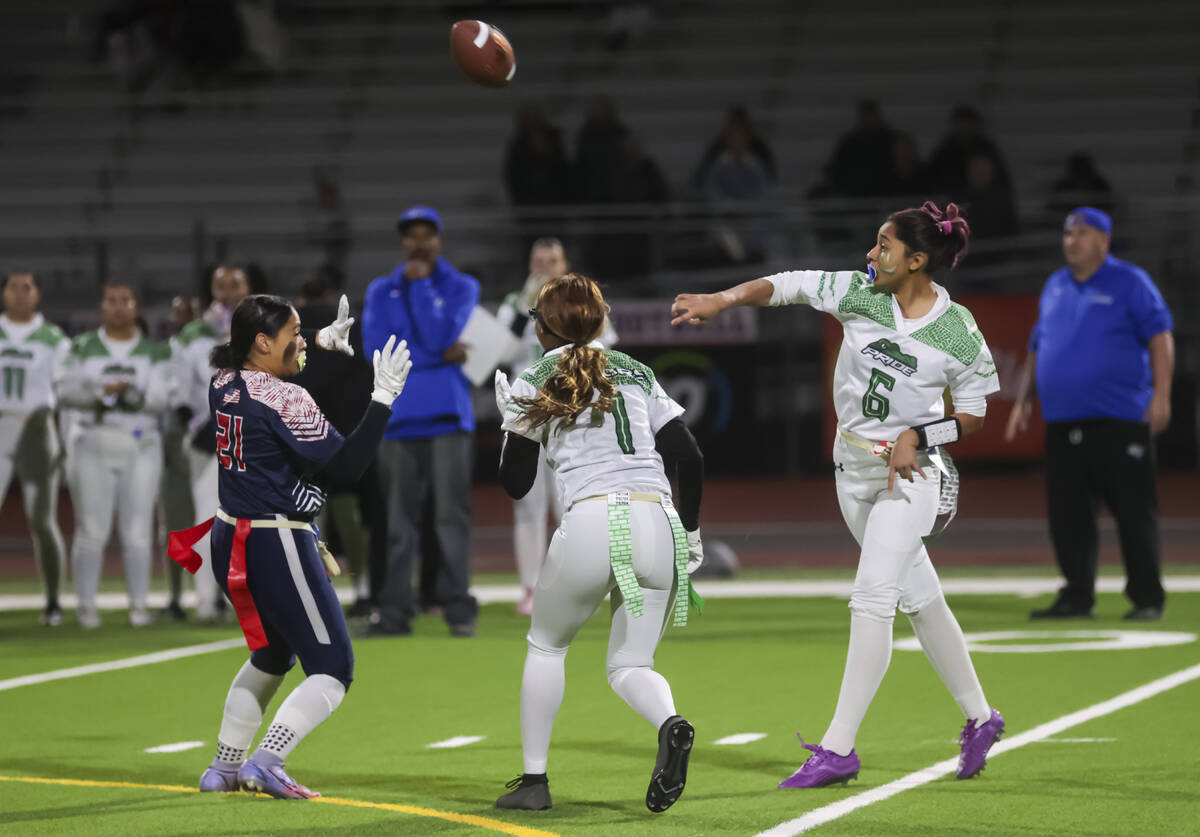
215, 410, 246, 471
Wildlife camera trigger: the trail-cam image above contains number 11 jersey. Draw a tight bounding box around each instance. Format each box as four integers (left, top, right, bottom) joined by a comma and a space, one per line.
766, 270, 1000, 439
209, 370, 345, 519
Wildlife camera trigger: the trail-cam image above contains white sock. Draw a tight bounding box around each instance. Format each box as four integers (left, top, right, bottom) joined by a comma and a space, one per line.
214, 660, 285, 761
908, 594, 991, 722
821, 614, 893, 756
252, 674, 345, 764
520, 643, 566, 775
608, 667, 676, 729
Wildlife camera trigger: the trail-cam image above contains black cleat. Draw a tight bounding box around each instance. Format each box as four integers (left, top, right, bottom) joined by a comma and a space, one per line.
161, 602, 187, 622
1030, 597, 1093, 620
1123, 605, 1164, 622
646, 715, 694, 813
496, 773, 551, 810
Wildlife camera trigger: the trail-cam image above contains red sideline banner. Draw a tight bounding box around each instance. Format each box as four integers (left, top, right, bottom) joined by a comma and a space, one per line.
822, 295, 1045, 460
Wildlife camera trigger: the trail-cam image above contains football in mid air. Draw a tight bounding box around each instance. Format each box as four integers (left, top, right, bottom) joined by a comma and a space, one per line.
450, 20, 516, 88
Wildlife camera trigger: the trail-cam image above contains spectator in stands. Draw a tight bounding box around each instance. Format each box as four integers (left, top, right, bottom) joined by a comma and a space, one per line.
571, 96, 630, 204
811, 100, 895, 198
504, 104, 570, 207
959, 152, 1019, 241
305, 167, 351, 280
1006, 208, 1174, 622
293, 275, 376, 617
881, 132, 930, 197
927, 106, 1012, 198
606, 137, 671, 277
703, 120, 772, 263
1047, 152, 1114, 217
694, 106, 777, 189
361, 206, 480, 637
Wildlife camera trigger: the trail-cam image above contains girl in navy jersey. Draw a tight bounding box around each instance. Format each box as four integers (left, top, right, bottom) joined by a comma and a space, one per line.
171, 294, 411, 799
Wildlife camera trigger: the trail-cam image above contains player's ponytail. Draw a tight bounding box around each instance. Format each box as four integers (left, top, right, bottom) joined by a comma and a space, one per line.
887, 201, 971, 278
515, 273, 613, 429
210, 294, 295, 369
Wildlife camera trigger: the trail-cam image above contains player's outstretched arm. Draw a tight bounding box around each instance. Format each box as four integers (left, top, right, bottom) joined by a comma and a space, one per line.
670, 278, 775, 326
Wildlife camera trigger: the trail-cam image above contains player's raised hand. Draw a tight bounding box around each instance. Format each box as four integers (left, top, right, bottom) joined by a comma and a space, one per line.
887, 430, 926, 491
670, 293, 723, 326
317, 294, 355, 356
371, 336, 412, 405
685, 530, 704, 575
494, 369, 513, 417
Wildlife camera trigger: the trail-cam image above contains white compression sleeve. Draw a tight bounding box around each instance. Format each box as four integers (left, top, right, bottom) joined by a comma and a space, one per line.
908, 594, 991, 722
520, 641, 566, 775
254, 674, 346, 763
217, 659, 286, 753
821, 614, 893, 756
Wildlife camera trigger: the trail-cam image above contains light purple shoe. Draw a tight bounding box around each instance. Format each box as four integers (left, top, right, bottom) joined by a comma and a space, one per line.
778, 735, 860, 789
957, 708, 1005, 779
198, 765, 240, 792
237, 759, 321, 799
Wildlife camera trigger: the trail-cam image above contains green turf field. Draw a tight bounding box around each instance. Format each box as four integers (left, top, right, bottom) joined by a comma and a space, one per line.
3, 582, 1199, 836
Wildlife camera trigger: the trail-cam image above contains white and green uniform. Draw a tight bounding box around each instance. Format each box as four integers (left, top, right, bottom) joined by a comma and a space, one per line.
170, 316, 224, 617
501, 341, 689, 775
497, 293, 619, 593
57, 329, 174, 626
766, 268, 1000, 754
0, 313, 70, 613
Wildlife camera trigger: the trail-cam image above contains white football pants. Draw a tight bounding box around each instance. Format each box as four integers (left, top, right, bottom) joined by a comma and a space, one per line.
512, 456, 561, 591
187, 447, 221, 616
0, 409, 66, 605
520, 498, 679, 774
69, 427, 163, 615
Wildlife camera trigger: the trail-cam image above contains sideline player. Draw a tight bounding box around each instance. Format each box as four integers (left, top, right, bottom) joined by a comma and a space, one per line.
671, 202, 1005, 786
172, 294, 411, 798
494, 273, 703, 813
496, 238, 619, 614
174, 265, 251, 619
57, 283, 175, 628
0, 272, 70, 625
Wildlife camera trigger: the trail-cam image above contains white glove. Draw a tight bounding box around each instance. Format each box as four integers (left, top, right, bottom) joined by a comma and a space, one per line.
495, 369, 513, 417
371, 336, 412, 405
685, 529, 703, 575
316, 294, 355, 356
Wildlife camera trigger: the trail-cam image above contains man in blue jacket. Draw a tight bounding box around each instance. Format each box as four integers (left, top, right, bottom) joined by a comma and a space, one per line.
362, 206, 480, 636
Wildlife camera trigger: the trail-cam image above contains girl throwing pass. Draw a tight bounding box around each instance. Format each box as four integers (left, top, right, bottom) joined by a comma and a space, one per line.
671, 202, 1005, 787
495, 273, 704, 812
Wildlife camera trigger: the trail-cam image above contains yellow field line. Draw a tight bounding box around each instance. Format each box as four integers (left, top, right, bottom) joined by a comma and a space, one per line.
0, 775, 560, 837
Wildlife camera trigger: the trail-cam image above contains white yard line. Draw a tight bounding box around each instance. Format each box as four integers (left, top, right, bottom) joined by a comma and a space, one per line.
144, 741, 205, 754
755, 662, 1200, 836
4, 576, 1200, 613
0, 638, 244, 692
426, 736, 486, 749
714, 733, 768, 746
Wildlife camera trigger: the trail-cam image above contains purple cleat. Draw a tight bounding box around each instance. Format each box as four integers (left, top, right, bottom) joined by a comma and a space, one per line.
237, 759, 321, 799
957, 708, 1005, 779
198, 764, 240, 792
778, 735, 860, 789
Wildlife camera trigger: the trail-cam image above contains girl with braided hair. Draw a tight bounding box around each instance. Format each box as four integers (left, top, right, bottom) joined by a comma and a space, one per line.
672, 202, 1005, 787
494, 273, 704, 813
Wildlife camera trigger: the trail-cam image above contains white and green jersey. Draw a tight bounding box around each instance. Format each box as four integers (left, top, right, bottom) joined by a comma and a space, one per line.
171, 317, 220, 436
502, 342, 683, 508
767, 270, 1000, 440
0, 313, 69, 412
497, 291, 619, 378
56, 328, 175, 437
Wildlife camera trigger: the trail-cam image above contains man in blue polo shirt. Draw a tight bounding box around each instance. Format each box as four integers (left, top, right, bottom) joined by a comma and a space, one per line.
1006, 207, 1175, 621
361, 206, 480, 636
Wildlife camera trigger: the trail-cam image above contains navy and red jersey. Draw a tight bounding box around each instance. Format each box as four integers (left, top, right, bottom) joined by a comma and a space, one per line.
208, 370, 345, 519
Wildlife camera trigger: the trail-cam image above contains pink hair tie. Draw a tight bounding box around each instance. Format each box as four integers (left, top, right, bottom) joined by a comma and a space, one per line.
937, 220, 954, 235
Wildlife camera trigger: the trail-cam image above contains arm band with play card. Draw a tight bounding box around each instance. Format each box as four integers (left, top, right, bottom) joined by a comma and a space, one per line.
912, 416, 962, 449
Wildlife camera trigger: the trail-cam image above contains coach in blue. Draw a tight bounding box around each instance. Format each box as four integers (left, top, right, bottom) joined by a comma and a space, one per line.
1007, 207, 1174, 621
171, 294, 412, 798
362, 205, 481, 636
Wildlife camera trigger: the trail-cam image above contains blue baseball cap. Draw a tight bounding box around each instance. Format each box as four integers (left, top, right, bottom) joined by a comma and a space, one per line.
1064, 206, 1112, 235
397, 205, 442, 234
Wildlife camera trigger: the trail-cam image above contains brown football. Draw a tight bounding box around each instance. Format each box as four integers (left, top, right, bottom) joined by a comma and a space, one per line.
450, 20, 516, 88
